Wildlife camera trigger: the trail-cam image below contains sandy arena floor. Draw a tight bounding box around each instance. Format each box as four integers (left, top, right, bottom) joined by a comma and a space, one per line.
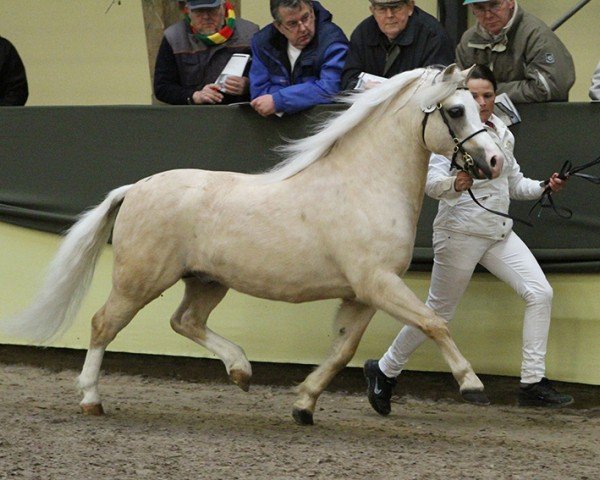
0, 361, 598, 480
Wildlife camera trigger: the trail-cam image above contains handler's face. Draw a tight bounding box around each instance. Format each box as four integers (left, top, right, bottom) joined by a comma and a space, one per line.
370, 2, 414, 41
467, 78, 496, 124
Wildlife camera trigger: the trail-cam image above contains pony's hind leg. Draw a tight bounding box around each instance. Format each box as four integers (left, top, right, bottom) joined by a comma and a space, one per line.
170, 278, 252, 391
358, 270, 487, 401
293, 299, 376, 425
77, 289, 149, 415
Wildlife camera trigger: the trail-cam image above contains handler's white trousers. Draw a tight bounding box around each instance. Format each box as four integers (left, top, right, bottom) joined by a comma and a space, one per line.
379, 230, 553, 384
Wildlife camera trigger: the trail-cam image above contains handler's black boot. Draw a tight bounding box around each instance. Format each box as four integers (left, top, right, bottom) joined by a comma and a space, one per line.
364, 359, 397, 416
518, 377, 574, 408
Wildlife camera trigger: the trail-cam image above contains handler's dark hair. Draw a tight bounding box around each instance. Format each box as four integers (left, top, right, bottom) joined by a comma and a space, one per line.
467, 64, 497, 91
270, 0, 313, 22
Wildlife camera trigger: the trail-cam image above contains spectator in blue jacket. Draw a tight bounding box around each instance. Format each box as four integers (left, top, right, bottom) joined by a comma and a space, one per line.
250, 0, 348, 116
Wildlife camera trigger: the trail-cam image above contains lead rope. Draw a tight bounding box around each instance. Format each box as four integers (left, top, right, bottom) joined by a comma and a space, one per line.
467, 188, 533, 227
436, 108, 534, 226
529, 155, 600, 219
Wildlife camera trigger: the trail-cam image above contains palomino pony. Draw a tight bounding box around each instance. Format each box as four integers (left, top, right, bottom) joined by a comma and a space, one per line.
2, 65, 503, 425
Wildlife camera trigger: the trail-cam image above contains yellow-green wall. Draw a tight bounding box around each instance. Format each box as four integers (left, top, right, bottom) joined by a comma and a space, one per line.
0, 1, 597, 105
1, 222, 599, 385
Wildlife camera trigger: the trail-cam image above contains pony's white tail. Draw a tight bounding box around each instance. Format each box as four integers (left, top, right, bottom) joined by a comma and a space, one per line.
1, 184, 133, 344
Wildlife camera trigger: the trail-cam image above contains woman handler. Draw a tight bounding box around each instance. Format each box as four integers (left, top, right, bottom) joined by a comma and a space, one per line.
364, 64, 573, 414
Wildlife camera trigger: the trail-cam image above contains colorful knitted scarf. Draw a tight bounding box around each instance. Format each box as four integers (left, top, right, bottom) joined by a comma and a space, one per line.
185, 1, 236, 46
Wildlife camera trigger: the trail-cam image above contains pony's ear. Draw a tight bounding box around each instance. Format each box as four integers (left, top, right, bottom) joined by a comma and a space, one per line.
458, 65, 475, 88
438, 63, 459, 83
461, 65, 476, 78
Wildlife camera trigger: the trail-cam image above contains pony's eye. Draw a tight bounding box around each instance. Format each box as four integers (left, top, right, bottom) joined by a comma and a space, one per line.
447, 106, 465, 119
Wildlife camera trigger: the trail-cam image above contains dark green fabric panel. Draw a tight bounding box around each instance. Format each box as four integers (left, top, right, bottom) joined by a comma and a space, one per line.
1, 103, 599, 271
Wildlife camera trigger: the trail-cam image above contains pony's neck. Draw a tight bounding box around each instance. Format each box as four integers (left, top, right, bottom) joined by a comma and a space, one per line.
331, 101, 430, 194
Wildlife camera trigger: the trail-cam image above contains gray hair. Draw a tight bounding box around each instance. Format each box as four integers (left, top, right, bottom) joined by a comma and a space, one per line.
270, 0, 313, 22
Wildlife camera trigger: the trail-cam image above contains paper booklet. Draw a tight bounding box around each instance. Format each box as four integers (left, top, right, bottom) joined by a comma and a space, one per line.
215, 53, 251, 93
494, 93, 521, 126
354, 72, 387, 91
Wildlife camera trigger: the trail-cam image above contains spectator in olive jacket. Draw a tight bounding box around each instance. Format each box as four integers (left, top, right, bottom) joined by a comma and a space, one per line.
457, 0, 575, 103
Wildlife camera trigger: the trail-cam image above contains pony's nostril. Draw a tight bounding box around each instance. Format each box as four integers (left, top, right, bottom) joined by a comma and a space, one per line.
490, 156, 497, 168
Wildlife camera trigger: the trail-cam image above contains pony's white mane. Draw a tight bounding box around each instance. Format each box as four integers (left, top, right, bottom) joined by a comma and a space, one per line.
256, 66, 463, 184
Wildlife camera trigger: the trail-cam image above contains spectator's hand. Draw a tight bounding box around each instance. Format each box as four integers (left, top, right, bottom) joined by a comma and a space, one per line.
251, 94, 276, 117
192, 84, 224, 105
547, 172, 567, 192
222, 75, 248, 96
454, 171, 473, 192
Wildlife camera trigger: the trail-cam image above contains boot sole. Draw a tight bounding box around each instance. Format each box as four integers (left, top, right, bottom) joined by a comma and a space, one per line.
518, 396, 574, 408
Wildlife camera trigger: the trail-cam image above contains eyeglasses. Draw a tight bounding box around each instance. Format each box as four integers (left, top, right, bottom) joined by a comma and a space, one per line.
471, 0, 506, 16
372, 4, 406, 15
280, 11, 314, 31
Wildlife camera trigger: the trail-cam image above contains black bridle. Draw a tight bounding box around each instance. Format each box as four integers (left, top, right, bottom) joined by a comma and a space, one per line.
421, 102, 487, 178
420, 102, 535, 226
421, 98, 600, 227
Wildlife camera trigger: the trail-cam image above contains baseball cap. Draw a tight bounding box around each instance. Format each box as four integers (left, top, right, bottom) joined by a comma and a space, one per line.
370, 1, 407, 6
187, 0, 223, 10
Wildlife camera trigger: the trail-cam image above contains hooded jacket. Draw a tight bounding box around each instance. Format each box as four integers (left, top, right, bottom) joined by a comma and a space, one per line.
249, 1, 348, 114
456, 3, 575, 103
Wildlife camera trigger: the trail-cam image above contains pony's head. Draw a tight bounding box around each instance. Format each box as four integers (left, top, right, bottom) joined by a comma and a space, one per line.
417, 64, 504, 179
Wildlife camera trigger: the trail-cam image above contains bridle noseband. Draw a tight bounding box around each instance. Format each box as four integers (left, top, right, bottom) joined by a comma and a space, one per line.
421, 101, 487, 178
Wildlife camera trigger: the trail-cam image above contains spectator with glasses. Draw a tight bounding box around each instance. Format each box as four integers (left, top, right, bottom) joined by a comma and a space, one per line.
249, 0, 348, 116
457, 0, 575, 103
341, 1, 453, 91
153, 0, 258, 105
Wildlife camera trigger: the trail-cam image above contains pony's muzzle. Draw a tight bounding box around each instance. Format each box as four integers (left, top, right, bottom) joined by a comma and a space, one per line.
474, 152, 503, 180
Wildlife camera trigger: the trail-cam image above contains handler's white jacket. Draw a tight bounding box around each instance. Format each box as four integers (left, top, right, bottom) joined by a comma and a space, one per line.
426, 114, 545, 240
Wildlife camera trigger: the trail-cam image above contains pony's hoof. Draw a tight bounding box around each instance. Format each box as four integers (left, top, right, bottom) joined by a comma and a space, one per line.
229, 369, 251, 392
461, 389, 490, 406
292, 408, 314, 426
80, 403, 105, 416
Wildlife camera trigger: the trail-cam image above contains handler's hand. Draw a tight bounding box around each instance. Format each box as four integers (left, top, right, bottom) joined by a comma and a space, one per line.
547, 172, 567, 192
251, 94, 276, 117
454, 171, 473, 192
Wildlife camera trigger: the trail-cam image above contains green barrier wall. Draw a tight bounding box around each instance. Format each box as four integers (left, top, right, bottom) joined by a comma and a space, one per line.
2, 103, 599, 270
1, 103, 599, 385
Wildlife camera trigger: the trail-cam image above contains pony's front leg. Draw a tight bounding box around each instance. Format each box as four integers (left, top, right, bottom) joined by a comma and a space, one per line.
358, 270, 487, 400
293, 299, 375, 425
